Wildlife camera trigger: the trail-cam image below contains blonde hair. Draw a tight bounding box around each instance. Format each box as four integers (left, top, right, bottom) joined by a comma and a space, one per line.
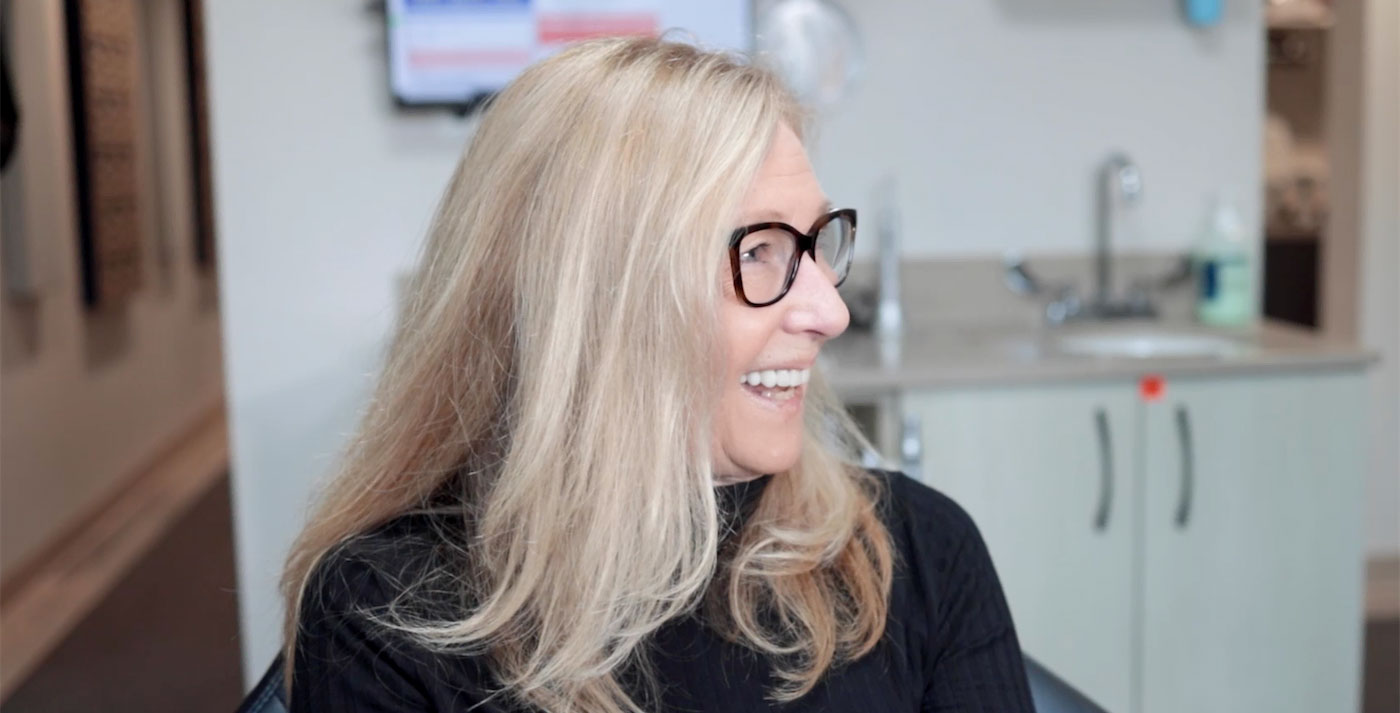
281, 36, 893, 713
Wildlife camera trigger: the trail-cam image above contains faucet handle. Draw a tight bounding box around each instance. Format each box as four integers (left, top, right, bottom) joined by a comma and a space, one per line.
1004, 254, 1084, 324
1003, 254, 1076, 298
1002, 253, 1044, 296
1045, 290, 1083, 324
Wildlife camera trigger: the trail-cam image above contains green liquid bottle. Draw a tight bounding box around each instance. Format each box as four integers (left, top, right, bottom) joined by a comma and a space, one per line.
1193, 197, 1256, 327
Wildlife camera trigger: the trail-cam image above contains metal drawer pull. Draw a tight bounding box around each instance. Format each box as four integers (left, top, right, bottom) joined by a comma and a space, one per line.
1174, 405, 1195, 529
1094, 408, 1113, 531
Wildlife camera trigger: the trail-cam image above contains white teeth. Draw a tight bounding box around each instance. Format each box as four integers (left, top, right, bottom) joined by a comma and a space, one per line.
740, 368, 811, 391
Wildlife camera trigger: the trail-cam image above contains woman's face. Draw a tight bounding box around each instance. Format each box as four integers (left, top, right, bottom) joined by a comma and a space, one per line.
712, 124, 850, 484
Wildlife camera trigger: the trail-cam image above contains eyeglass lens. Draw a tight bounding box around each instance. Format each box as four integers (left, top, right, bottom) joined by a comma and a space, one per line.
735, 214, 853, 305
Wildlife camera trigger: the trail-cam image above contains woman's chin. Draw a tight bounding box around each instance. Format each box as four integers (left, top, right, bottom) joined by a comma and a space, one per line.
717, 392, 806, 479
724, 442, 801, 479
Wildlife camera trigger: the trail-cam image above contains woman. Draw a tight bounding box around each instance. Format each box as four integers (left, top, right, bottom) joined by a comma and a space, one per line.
284, 37, 1033, 712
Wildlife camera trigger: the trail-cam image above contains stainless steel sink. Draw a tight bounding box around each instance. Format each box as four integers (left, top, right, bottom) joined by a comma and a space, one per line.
1054, 330, 1244, 359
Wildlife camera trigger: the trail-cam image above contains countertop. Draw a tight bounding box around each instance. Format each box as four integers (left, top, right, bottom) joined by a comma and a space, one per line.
821, 319, 1377, 398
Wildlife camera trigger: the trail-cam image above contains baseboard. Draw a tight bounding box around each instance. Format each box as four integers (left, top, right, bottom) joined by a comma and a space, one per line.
1368, 555, 1400, 620
0, 400, 230, 701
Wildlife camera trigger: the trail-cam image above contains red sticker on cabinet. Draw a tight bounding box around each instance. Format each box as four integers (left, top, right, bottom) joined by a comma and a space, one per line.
1140, 375, 1165, 402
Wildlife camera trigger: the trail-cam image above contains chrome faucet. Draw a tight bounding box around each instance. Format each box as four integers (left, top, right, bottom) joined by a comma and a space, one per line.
1004, 151, 1183, 324
1093, 152, 1143, 313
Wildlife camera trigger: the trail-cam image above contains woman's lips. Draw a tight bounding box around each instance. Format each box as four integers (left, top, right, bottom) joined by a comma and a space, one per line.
741, 381, 804, 412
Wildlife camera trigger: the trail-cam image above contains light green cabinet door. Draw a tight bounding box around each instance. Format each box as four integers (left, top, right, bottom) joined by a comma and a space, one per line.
905, 382, 1137, 713
1140, 371, 1368, 713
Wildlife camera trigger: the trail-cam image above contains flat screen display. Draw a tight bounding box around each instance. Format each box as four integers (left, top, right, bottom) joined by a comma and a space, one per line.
387, 0, 753, 106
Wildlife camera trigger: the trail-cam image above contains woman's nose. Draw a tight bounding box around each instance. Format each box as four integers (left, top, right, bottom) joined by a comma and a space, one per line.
781, 253, 850, 339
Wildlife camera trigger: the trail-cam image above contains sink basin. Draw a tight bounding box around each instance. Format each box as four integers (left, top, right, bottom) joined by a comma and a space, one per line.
1054, 330, 1243, 359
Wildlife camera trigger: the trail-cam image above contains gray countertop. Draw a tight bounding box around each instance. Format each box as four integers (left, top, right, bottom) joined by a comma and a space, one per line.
822, 320, 1377, 398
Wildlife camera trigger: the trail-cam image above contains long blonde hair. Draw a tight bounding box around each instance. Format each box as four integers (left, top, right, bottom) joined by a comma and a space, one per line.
281, 36, 892, 713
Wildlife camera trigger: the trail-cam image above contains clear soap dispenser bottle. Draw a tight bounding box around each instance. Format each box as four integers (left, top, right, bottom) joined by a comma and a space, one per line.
1192, 196, 1255, 327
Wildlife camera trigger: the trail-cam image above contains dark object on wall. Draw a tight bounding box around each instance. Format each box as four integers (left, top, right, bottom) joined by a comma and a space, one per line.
182, 0, 216, 269
64, 0, 144, 307
1263, 235, 1320, 329
1, 7, 18, 173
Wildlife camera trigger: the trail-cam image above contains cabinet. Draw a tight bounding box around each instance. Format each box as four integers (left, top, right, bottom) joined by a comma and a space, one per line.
901, 369, 1367, 713
905, 384, 1137, 713
1139, 372, 1366, 713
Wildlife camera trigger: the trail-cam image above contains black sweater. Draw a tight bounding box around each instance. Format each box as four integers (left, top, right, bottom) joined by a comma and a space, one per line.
289, 471, 1035, 712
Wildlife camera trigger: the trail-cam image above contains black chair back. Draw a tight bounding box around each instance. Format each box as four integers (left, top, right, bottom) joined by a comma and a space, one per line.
235, 653, 287, 713
1025, 655, 1111, 713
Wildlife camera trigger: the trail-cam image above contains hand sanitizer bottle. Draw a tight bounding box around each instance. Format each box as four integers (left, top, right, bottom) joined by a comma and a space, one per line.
1193, 196, 1255, 327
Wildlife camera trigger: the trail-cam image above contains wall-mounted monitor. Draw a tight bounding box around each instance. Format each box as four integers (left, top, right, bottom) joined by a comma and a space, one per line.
387, 0, 753, 107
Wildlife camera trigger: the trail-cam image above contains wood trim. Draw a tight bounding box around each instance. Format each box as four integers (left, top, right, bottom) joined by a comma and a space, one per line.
1321, 0, 1362, 343
1368, 555, 1400, 620
0, 395, 224, 600
0, 400, 229, 701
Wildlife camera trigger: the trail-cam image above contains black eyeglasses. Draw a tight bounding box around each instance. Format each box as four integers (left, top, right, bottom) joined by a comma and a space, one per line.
727, 208, 857, 307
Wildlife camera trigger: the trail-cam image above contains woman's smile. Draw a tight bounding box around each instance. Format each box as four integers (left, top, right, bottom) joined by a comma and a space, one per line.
738, 367, 811, 408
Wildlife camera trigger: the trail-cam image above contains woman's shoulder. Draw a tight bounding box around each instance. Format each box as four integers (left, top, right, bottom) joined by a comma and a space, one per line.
861, 468, 1001, 611
301, 509, 467, 621
863, 468, 983, 546
291, 511, 494, 710
859, 472, 1034, 707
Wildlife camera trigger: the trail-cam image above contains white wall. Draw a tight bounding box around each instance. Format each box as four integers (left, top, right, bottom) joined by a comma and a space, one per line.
813, 0, 1263, 260
204, 0, 478, 682
206, 0, 1267, 682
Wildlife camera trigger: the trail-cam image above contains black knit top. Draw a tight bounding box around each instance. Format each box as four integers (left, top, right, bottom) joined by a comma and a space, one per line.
289, 470, 1034, 712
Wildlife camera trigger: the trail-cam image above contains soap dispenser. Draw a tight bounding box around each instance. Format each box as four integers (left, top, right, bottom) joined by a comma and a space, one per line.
1192, 196, 1255, 327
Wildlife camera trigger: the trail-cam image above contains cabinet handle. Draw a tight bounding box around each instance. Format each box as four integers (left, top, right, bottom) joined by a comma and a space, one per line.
900, 413, 923, 481
1093, 408, 1113, 531
1174, 405, 1194, 529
